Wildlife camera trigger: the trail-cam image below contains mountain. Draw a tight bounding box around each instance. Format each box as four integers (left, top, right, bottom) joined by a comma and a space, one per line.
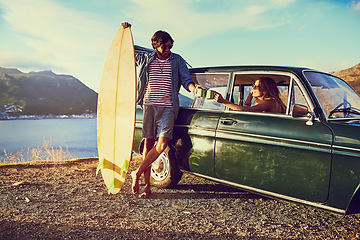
332, 63, 360, 94
0, 67, 98, 116
1, 63, 359, 117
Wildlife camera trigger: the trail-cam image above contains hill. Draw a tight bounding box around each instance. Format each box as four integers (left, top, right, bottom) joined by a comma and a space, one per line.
0, 67, 98, 116
333, 63, 360, 94
0, 63, 358, 117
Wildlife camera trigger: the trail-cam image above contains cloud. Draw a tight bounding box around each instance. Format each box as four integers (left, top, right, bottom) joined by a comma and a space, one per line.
127, 0, 296, 43
0, 0, 113, 72
270, 0, 296, 7
351, 0, 360, 11
0, 0, 117, 90
0, 52, 58, 71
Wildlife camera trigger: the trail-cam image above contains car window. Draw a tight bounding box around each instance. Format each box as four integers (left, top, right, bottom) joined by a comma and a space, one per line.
289, 80, 310, 113
304, 71, 360, 119
179, 73, 230, 110
231, 74, 290, 113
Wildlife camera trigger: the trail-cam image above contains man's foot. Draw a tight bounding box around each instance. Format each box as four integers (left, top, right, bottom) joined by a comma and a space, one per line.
131, 171, 139, 194
139, 187, 151, 199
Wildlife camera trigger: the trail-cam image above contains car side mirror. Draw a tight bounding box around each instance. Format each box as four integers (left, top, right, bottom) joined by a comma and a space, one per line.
291, 104, 314, 126
292, 104, 309, 117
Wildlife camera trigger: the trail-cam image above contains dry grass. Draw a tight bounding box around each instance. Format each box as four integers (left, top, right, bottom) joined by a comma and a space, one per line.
0, 140, 74, 164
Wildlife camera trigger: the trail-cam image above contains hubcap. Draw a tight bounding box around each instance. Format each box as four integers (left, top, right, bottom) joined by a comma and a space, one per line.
151, 151, 169, 181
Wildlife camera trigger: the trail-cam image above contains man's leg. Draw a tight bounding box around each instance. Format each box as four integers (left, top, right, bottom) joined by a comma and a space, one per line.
132, 137, 169, 196
140, 167, 151, 199
131, 138, 155, 194
139, 138, 155, 198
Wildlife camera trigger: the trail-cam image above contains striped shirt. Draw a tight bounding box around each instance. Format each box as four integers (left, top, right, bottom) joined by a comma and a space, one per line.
144, 58, 173, 107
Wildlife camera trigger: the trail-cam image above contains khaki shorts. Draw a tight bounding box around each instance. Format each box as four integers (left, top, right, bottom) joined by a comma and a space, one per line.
142, 105, 175, 139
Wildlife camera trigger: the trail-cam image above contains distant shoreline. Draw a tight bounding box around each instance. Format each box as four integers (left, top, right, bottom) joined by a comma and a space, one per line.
0, 113, 96, 121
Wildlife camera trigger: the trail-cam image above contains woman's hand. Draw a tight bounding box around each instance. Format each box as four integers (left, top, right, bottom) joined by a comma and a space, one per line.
213, 92, 225, 103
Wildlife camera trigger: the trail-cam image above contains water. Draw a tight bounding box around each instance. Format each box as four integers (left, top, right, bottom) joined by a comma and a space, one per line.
0, 119, 98, 161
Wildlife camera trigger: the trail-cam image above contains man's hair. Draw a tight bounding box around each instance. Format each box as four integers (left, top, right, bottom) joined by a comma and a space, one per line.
151, 30, 174, 49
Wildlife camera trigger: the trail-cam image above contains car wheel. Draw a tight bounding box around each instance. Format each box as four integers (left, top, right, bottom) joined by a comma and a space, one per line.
150, 146, 183, 189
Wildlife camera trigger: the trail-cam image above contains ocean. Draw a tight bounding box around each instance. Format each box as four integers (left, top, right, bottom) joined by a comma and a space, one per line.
0, 119, 98, 162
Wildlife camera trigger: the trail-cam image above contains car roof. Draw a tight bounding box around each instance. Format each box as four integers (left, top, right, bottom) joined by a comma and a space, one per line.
189, 65, 314, 74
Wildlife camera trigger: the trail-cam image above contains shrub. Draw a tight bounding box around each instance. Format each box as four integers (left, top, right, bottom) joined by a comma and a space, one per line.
1, 140, 74, 164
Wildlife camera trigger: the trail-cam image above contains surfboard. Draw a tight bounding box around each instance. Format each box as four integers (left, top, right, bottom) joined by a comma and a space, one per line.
96, 26, 136, 194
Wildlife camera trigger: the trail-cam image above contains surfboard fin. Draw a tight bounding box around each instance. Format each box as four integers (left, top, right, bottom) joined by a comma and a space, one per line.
96, 158, 105, 175
108, 178, 115, 194
120, 160, 130, 179
107, 178, 123, 194
191, 152, 201, 160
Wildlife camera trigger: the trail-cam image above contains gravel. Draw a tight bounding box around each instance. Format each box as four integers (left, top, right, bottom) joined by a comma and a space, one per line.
0, 157, 359, 239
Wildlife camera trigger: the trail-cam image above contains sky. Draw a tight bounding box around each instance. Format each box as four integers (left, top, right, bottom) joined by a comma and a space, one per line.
0, 0, 359, 93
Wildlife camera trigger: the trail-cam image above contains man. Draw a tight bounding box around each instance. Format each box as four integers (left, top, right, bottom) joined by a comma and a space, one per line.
122, 22, 196, 198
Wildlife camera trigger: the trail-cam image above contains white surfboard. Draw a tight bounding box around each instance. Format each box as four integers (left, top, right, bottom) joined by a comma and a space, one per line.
96, 26, 136, 194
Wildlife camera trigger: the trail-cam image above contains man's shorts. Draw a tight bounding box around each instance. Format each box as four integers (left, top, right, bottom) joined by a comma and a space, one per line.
142, 105, 175, 139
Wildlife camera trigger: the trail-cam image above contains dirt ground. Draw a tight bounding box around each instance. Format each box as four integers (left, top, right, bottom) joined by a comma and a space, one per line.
0, 157, 359, 239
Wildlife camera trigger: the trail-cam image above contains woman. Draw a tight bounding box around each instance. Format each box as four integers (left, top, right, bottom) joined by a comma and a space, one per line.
214, 77, 286, 113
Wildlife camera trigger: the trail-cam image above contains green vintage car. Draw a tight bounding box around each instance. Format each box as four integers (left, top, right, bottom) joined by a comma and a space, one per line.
133, 65, 360, 215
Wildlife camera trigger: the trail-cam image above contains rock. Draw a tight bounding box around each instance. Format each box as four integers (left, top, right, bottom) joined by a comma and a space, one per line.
12, 181, 30, 186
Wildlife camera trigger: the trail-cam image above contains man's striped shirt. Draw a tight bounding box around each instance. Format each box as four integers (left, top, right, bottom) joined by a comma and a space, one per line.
144, 58, 173, 107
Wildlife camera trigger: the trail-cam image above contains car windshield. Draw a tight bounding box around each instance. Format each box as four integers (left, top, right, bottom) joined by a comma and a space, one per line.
304, 71, 360, 119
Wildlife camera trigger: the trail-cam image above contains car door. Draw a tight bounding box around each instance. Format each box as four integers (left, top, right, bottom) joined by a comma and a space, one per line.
174, 72, 230, 178
214, 72, 333, 203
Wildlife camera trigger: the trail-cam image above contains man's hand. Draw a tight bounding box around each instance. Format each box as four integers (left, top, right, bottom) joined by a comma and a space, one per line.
190, 84, 206, 98
121, 22, 131, 28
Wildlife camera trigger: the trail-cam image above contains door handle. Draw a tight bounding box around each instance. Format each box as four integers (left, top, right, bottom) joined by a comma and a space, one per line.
220, 119, 237, 125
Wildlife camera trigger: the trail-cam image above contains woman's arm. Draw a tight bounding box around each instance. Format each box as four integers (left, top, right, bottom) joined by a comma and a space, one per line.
214, 92, 274, 112
244, 91, 253, 106
213, 92, 249, 110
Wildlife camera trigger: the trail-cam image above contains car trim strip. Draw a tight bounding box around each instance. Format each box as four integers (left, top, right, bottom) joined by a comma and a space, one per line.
182, 171, 345, 215
215, 129, 332, 149
333, 145, 360, 153
174, 124, 332, 149
174, 124, 191, 128
175, 125, 360, 153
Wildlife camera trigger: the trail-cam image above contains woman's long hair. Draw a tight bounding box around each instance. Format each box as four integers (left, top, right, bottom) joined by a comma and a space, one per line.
258, 77, 286, 113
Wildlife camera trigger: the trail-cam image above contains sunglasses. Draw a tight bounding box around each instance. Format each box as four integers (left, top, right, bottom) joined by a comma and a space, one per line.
161, 43, 173, 50
252, 84, 262, 90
